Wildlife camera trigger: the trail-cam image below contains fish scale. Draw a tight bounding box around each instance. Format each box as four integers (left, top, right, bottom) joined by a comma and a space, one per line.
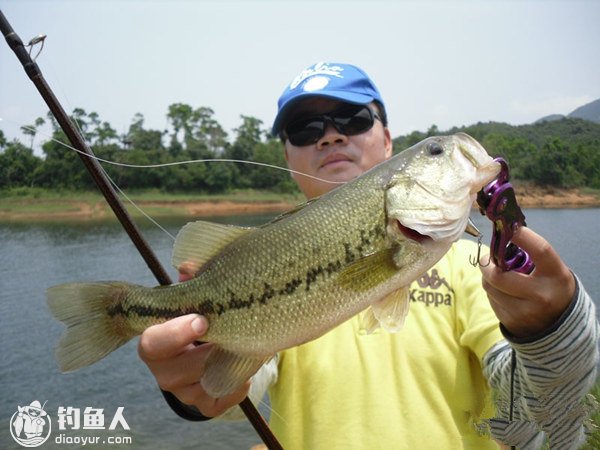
47, 133, 501, 397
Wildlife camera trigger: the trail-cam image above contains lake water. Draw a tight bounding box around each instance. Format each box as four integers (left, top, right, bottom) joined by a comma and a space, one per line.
1, 208, 599, 449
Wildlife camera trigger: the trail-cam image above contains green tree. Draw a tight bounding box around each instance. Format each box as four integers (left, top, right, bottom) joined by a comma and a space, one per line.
0, 130, 7, 150
94, 121, 119, 147
481, 133, 536, 179
189, 106, 229, 158
573, 141, 600, 188
203, 162, 234, 193
70, 108, 95, 142
20, 116, 45, 150
250, 139, 297, 192
35, 129, 92, 189
426, 124, 439, 137
126, 113, 165, 151
522, 137, 584, 188
393, 130, 426, 153
0, 140, 42, 188
166, 103, 194, 155
225, 115, 265, 188
230, 115, 263, 160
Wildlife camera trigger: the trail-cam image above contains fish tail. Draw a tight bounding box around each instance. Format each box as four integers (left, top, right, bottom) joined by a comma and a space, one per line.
47, 281, 139, 372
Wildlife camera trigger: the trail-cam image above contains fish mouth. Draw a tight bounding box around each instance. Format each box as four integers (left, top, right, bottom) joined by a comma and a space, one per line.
471, 160, 502, 195
396, 220, 430, 243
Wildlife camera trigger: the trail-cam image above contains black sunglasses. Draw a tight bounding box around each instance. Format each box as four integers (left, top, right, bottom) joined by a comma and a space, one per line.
282, 104, 381, 147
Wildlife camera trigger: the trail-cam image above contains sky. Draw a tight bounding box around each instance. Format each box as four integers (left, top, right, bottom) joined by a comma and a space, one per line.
1, 0, 599, 155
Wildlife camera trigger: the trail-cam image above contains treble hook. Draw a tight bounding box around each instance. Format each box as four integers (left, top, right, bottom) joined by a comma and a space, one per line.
26, 34, 46, 61
469, 234, 491, 268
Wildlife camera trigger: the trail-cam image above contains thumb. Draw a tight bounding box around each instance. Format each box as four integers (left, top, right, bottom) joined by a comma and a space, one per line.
138, 314, 208, 360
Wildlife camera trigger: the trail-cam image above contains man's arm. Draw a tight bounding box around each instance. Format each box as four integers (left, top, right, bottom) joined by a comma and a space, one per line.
480, 228, 599, 448
483, 278, 598, 448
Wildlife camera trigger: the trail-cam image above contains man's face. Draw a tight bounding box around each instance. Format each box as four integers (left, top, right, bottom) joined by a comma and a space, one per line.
283, 98, 392, 199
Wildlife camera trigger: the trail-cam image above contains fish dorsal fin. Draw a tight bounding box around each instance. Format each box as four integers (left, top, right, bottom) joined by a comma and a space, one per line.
201, 346, 272, 398
172, 220, 252, 275
338, 247, 401, 292
361, 286, 411, 334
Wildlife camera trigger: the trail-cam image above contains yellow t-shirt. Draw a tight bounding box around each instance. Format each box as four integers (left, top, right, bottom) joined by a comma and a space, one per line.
268, 239, 504, 449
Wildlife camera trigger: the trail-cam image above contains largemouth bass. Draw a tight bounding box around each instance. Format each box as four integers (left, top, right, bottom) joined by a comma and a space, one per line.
47, 133, 500, 397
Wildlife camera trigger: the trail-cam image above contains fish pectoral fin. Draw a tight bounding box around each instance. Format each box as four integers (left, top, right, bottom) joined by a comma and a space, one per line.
360, 309, 382, 334
172, 220, 253, 275
338, 247, 400, 292
369, 286, 411, 333
201, 347, 271, 398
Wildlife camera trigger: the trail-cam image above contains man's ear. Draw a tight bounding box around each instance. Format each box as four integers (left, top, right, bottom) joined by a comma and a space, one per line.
283, 145, 296, 181
384, 128, 392, 158
284, 145, 290, 163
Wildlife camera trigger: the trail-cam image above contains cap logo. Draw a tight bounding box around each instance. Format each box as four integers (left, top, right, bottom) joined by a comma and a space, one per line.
289, 62, 344, 90
303, 76, 330, 92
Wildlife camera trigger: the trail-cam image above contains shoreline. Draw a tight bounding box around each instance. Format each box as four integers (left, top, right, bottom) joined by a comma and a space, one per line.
1, 188, 599, 222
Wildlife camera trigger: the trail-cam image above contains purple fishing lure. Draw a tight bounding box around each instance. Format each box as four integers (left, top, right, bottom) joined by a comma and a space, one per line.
476, 158, 535, 274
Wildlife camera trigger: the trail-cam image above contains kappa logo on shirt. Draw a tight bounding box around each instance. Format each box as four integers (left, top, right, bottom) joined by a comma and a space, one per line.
410, 269, 454, 307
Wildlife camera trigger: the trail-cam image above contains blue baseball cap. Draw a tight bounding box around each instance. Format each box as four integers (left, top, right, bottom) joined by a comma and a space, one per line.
271, 62, 386, 136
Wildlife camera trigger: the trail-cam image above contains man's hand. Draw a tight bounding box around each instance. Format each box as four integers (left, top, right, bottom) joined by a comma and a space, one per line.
138, 314, 250, 417
480, 226, 576, 339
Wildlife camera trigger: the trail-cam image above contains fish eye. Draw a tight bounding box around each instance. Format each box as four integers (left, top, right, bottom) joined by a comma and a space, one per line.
427, 142, 444, 156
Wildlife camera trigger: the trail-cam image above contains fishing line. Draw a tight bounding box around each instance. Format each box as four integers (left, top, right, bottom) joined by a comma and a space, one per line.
9, 119, 346, 241
27, 63, 181, 243
19, 115, 290, 427
6, 119, 342, 242
45, 98, 179, 243
103, 169, 177, 241
256, 398, 288, 427
11, 121, 346, 185
2, 17, 283, 447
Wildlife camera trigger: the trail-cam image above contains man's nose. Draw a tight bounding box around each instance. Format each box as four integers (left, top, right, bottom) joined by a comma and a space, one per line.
316, 123, 348, 150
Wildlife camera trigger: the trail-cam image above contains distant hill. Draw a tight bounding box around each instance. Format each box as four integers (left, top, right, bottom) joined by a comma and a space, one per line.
536, 98, 600, 124
569, 98, 600, 123
535, 113, 565, 123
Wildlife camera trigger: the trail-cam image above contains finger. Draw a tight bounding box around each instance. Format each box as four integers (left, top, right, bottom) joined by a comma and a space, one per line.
483, 283, 535, 338
482, 278, 524, 309
152, 343, 214, 391
174, 380, 250, 417
510, 227, 560, 273
178, 261, 199, 282
179, 272, 194, 282
479, 256, 534, 298
138, 314, 207, 361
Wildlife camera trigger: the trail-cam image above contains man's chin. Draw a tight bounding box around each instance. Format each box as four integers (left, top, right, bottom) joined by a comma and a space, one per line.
319, 161, 360, 181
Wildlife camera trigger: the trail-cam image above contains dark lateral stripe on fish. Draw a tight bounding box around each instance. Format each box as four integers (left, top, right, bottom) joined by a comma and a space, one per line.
106, 302, 209, 319
106, 257, 349, 320
108, 225, 387, 320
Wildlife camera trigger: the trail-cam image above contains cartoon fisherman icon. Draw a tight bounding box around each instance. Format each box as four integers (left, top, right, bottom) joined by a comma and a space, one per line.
12, 400, 49, 439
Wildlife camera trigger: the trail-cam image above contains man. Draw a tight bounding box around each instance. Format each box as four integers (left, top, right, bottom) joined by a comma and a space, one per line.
139, 62, 598, 449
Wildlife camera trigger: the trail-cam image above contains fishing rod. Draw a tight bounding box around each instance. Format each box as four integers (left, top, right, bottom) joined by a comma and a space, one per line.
0, 11, 282, 450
